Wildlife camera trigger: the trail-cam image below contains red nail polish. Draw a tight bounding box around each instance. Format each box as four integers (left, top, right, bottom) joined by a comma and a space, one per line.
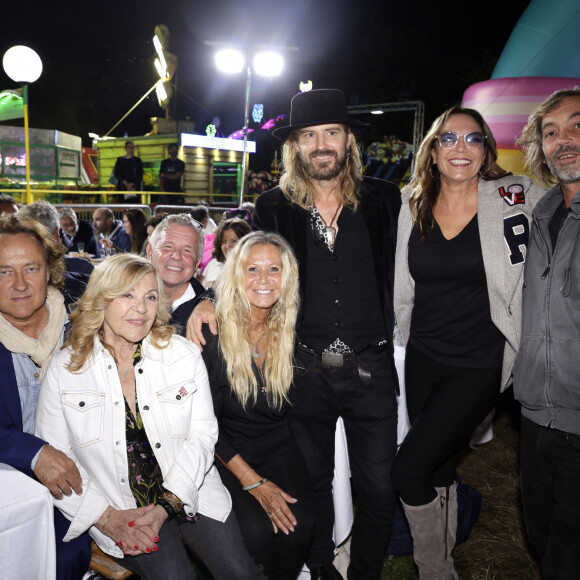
128, 521, 134, 527
153, 545, 159, 552
146, 548, 151, 553
134, 545, 139, 550
153, 536, 159, 542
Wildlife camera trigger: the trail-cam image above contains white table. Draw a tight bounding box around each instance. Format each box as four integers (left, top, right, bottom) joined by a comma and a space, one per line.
0, 463, 56, 580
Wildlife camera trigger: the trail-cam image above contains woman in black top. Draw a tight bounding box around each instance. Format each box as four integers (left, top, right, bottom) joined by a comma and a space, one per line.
392, 106, 544, 579
201, 231, 314, 579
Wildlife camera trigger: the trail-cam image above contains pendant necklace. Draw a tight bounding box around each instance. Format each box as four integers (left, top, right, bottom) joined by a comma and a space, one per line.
317, 203, 342, 248
250, 330, 267, 359
118, 368, 131, 381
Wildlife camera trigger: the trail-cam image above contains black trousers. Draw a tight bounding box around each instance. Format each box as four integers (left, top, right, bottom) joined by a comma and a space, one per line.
218, 441, 314, 580
392, 343, 501, 506
290, 345, 398, 580
520, 415, 580, 580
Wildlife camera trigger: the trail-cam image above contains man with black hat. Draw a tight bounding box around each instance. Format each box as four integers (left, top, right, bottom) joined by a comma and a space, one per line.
190, 89, 401, 579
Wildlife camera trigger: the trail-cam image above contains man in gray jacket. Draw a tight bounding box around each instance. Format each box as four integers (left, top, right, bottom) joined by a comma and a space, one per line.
514, 87, 580, 580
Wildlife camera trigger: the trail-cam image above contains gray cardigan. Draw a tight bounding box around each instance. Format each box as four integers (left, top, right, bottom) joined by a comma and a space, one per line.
394, 175, 545, 391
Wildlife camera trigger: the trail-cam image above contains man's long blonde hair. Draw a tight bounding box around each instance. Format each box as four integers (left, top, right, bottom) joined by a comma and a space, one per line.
279, 126, 363, 210
65, 254, 173, 373
215, 232, 299, 410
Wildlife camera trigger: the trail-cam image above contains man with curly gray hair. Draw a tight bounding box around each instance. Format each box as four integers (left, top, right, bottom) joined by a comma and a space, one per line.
514, 87, 580, 580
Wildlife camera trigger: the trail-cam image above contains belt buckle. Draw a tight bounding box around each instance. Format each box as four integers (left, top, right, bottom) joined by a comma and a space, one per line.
321, 352, 344, 367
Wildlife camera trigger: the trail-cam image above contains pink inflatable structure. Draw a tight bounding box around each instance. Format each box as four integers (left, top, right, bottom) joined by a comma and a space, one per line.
462, 0, 580, 176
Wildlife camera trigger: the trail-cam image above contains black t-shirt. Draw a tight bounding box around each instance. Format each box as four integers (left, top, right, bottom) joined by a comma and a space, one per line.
200, 328, 291, 467
548, 200, 570, 251
408, 214, 504, 368
160, 158, 185, 192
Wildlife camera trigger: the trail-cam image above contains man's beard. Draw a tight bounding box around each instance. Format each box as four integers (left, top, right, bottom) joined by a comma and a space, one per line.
298, 147, 349, 181
546, 145, 580, 185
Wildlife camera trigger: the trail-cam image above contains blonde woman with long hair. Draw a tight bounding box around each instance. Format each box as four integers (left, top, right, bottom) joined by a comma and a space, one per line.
200, 231, 314, 580
36, 254, 264, 580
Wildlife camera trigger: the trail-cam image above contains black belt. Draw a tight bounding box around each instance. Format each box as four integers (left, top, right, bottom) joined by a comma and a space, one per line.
296, 341, 389, 387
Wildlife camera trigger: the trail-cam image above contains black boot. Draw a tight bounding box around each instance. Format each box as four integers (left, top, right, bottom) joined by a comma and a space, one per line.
309, 563, 343, 579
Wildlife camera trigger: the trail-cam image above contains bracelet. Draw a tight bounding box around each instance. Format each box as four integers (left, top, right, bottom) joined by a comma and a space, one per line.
160, 490, 184, 514
97, 507, 112, 532
201, 295, 216, 304
242, 478, 268, 491
239, 467, 255, 482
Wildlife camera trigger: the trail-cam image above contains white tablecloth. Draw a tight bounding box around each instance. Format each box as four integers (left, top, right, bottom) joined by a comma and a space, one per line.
0, 463, 56, 580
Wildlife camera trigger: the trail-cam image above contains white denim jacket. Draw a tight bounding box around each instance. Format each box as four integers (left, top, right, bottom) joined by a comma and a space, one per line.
36, 334, 231, 557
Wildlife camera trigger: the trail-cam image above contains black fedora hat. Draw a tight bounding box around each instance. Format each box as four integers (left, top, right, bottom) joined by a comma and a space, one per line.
272, 89, 369, 141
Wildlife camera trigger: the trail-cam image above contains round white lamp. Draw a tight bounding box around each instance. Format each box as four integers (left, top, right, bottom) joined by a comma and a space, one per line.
2, 45, 43, 203
3, 45, 43, 83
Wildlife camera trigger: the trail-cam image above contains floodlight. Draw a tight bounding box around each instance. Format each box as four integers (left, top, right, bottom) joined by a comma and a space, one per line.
253, 51, 283, 76
215, 49, 244, 74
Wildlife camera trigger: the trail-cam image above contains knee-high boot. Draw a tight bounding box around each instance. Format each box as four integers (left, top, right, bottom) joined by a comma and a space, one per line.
402, 482, 459, 580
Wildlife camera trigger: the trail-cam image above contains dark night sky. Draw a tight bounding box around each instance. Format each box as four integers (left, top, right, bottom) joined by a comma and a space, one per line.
1, 0, 532, 147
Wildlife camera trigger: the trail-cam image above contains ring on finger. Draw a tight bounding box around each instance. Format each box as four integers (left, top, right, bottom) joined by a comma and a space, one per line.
269, 513, 275, 518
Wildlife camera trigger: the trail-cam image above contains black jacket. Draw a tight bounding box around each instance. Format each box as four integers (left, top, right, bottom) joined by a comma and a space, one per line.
171, 278, 207, 336
252, 176, 401, 342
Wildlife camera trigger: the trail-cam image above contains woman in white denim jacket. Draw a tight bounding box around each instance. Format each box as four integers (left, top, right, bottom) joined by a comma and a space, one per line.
36, 254, 264, 580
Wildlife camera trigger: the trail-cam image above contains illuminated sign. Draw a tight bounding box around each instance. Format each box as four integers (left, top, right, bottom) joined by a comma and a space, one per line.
252, 104, 264, 123
181, 133, 256, 153
205, 124, 217, 137
0, 89, 23, 122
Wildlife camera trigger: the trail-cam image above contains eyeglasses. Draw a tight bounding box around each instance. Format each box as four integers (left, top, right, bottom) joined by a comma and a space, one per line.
435, 132, 486, 150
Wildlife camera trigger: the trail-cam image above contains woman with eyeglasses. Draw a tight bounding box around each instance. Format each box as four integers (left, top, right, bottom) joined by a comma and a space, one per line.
392, 106, 545, 578
35, 254, 265, 580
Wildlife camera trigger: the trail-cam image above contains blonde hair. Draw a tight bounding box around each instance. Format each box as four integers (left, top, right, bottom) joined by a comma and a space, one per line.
407, 105, 509, 238
215, 232, 299, 410
65, 254, 173, 372
279, 126, 363, 210
517, 88, 580, 186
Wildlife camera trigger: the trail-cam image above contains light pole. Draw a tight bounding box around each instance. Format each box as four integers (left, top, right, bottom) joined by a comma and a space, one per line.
2, 46, 43, 205
213, 47, 284, 205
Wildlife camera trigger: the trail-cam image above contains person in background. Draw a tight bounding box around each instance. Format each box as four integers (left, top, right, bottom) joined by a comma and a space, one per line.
59, 207, 98, 256
513, 88, 580, 580
144, 213, 167, 241
0, 214, 92, 579
201, 232, 314, 579
239, 201, 256, 220
19, 200, 93, 307
392, 105, 544, 578
36, 253, 265, 580
191, 205, 215, 273
159, 143, 185, 204
202, 218, 251, 289
122, 208, 148, 256
0, 193, 19, 214
113, 141, 143, 203
147, 214, 205, 335
197, 200, 218, 233
93, 207, 132, 258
